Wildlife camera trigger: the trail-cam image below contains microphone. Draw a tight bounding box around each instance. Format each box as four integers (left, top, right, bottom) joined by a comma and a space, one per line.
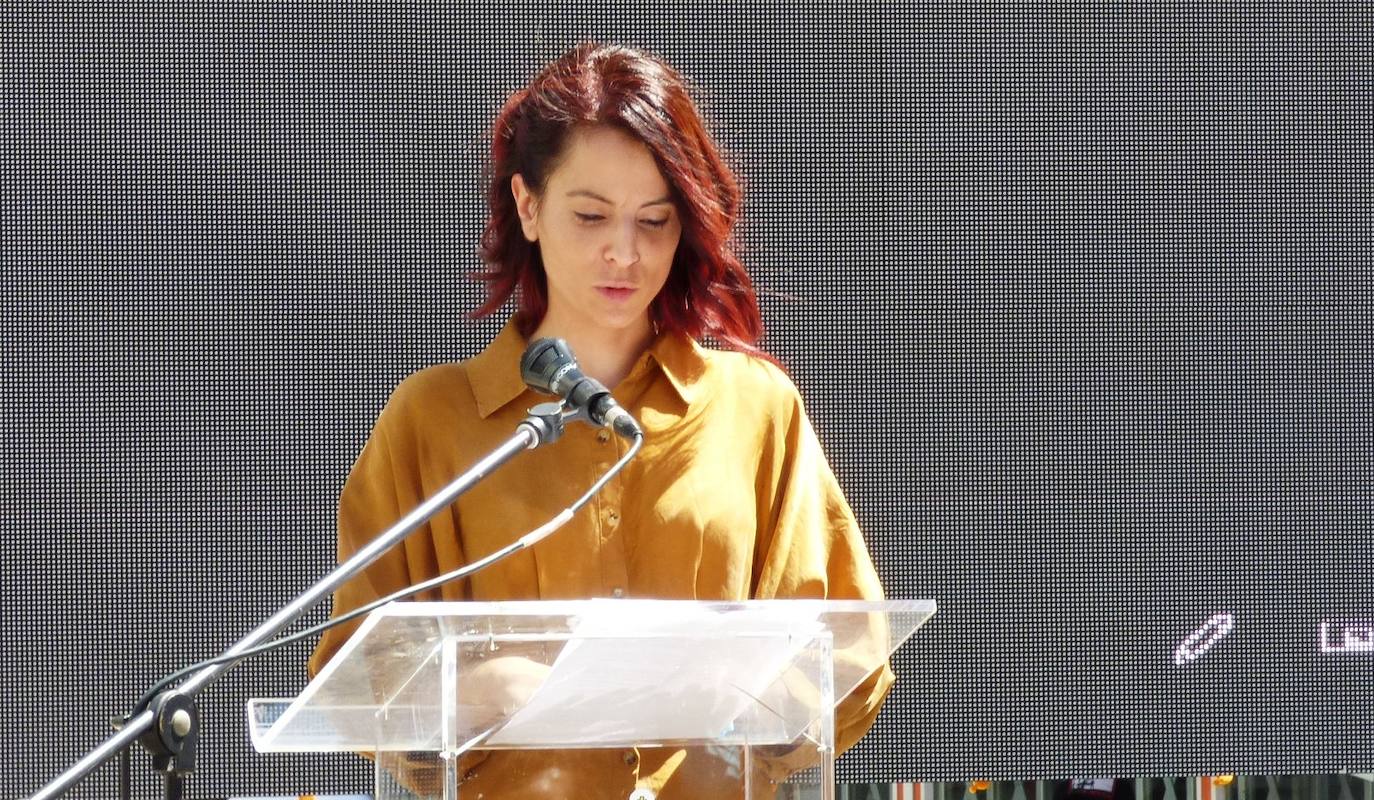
520, 338, 643, 440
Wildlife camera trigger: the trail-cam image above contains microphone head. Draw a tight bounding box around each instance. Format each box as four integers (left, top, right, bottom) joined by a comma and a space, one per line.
520, 337, 641, 437
520, 337, 582, 396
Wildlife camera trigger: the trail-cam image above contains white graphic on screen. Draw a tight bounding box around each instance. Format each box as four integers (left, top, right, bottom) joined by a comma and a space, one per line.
1173, 613, 1235, 666
1320, 620, 1374, 653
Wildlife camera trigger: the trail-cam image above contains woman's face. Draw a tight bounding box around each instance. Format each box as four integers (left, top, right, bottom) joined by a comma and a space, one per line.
512, 125, 682, 339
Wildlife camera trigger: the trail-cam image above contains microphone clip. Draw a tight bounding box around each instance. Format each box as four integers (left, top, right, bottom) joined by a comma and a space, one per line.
518, 400, 594, 448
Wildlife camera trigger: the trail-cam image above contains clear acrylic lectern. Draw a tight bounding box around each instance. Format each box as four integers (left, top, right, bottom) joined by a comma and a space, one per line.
250, 599, 935, 800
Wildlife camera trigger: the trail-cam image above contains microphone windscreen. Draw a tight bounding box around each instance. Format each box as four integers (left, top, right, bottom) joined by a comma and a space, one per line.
520, 337, 578, 395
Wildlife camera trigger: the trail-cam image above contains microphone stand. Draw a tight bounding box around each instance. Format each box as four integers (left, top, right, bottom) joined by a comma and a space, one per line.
30, 406, 569, 800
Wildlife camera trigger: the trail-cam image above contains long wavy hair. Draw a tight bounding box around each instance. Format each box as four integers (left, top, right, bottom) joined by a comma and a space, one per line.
475, 42, 763, 353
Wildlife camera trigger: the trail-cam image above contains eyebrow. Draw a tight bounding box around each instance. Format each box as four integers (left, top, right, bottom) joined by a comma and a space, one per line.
566, 189, 674, 208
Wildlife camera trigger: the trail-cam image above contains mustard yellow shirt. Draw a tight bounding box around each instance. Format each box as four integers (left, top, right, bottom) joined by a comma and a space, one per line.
308, 320, 894, 798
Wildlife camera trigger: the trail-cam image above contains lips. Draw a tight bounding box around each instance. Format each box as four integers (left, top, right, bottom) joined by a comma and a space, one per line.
596, 286, 637, 302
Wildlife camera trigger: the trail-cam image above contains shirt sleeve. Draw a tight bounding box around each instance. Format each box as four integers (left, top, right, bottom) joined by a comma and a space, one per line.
306, 383, 449, 680
751, 375, 896, 762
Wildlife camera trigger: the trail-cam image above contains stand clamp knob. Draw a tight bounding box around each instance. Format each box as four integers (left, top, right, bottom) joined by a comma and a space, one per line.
137, 690, 199, 774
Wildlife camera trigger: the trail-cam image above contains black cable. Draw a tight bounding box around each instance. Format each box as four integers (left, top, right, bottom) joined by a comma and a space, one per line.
130, 431, 644, 716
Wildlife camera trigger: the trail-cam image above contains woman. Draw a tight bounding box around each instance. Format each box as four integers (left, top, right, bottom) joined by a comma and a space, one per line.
308, 42, 892, 798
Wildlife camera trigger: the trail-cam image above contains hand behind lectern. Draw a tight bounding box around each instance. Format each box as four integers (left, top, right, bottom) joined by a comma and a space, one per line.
460, 655, 552, 730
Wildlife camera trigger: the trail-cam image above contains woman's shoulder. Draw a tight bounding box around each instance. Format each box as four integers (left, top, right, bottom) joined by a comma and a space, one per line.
695, 345, 803, 408
374, 359, 485, 430
388, 360, 473, 403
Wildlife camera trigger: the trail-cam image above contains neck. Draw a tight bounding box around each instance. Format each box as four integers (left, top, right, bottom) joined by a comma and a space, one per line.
529, 316, 655, 390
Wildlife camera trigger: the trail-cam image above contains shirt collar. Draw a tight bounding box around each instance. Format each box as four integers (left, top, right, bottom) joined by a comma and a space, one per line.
645, 326, 706, 406
468, 318, 707, 419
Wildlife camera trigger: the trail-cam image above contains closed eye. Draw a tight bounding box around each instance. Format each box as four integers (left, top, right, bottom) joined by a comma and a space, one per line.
575, 212, 670, 229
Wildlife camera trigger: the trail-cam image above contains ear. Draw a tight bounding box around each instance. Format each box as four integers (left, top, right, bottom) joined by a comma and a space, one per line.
511, 174, 540, 243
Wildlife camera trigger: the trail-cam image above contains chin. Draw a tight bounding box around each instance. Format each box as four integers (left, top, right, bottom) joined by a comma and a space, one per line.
591, 311, 652, 333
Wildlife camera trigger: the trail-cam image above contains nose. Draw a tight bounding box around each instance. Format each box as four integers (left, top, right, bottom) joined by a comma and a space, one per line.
604, 218, 640, 268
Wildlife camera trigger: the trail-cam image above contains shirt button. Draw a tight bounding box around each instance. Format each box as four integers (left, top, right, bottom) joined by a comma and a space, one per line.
596, 429, 610, 444
612, 587, 625, 598
623, 748, 638, 765
607, 509, 619, 524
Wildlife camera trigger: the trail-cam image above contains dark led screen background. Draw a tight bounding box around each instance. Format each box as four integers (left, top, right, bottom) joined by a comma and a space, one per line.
3, 3, 1372, 797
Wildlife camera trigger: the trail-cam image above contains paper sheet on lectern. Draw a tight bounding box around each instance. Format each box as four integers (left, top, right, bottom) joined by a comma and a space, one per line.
485, 601, 820, 746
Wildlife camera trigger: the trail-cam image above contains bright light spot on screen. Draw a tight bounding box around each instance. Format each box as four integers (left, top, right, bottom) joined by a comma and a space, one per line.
1320, 620, 1374, 653
1173, 613, 1235, 666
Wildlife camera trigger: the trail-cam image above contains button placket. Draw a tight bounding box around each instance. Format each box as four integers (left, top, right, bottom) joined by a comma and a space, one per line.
596, 444, 629, 598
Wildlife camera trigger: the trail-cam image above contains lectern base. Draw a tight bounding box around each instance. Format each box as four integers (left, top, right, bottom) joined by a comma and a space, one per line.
373, 746, 833, 800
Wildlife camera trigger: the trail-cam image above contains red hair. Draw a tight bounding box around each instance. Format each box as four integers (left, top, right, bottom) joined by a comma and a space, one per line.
475, 42, 764, 353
